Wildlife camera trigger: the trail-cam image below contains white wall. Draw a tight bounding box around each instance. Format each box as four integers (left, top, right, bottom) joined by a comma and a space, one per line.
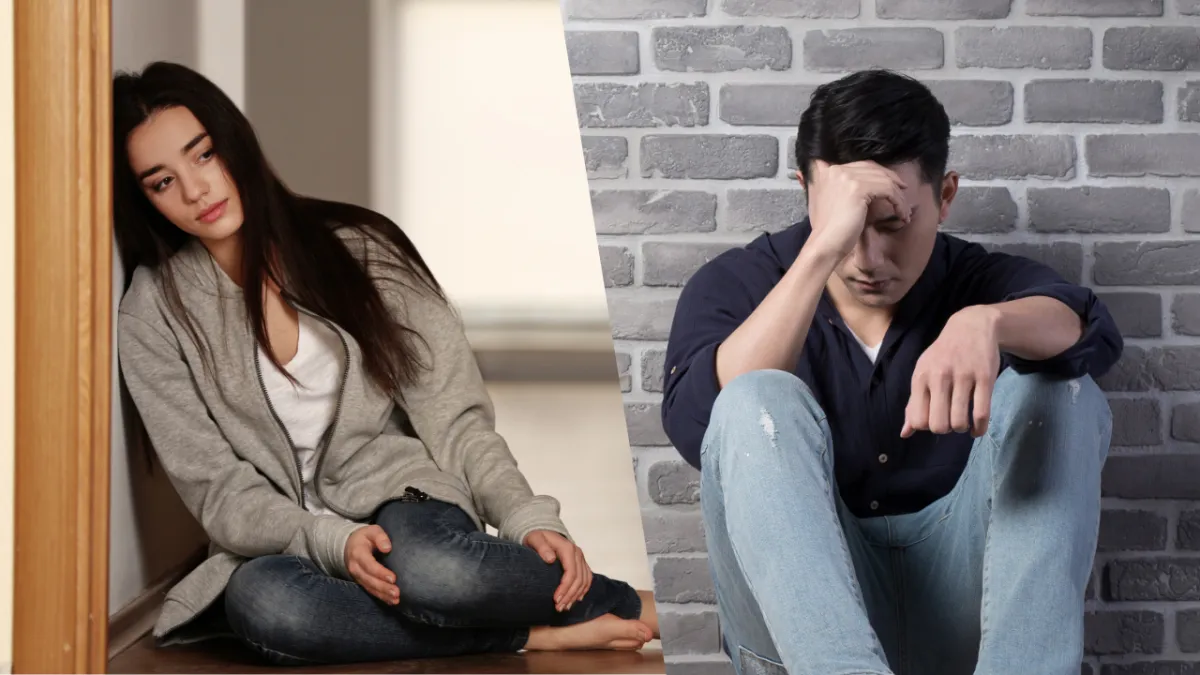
109, 0, 210, 616
382, 0, 612, 326
0, 1, 16, 668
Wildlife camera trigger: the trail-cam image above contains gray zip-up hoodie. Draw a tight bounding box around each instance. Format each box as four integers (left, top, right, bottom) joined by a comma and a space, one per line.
117, 228, 570, 641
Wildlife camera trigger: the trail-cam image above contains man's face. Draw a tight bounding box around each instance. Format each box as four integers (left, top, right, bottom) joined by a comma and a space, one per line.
828, 160, 957, 310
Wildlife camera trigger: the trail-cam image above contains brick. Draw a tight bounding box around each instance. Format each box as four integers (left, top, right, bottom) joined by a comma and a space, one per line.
565, 31, 639, 76
608, 295, 677, 340
581, 137, 628, 180
1084, 610, 1164, 655
878, 0, 1010, 19
804, 28, 944, 71
1027, 0, 1162, 15
1096, 292, 1162, 338
600, 245, 634, 287
667, 659, 735, 675
642, 349, 666, 393
942, 187, 1017, 233
1181, 82, 1200, 122
787, 134, 798, 171
1087, 134, 1200, 177
564, 0, 707, 19
925, 80, 1014, 126
626, 402, 670, 446
723, 0, 860, 17
576, 83, 709, 129
727, 189, 808, 233
1025, 80, 1163, 124
1101, 664, 1200, 675
654, 26, 792, 73
642, 135, 779, 180
1184, 190, 1200, 233
1174, 295, 1200, 336
1186, 0, 1200, 14
591, 190, 718, 235
1107, 398, 1162, 447
1154, 348, 1200, 390
1182, 510, 1200, 550
616, 352, 632, 393
1083, 663, 1094, 675
956, 27, 1092, 70
1088, 572, 1096, 600
985, 242, 1082, 284
654, 556, 716, 603
1094, 242, 1200, 285
1180, 611, 1200, 653
643, 507, 707, 553
648, 460, 702, 505
949, 135, 1076, 180
1173, 403, 1200, 442
1103, 27, 1200, 71
1103, 454, 1200, 499
1107, 558, 1200, 601
719, 84, 815, 127
1027, 187, 1170, 234
661, 610, 721, 656
1098, 508, 1168, 551
1097, 346, 1155, 392
644, 242, 736, 287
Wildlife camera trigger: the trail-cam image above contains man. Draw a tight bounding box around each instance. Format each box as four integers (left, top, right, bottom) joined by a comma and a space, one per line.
661, 69, 1123, 675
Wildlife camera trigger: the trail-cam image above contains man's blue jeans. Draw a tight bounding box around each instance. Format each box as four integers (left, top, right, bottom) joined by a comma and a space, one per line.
700, 368, 1112, 675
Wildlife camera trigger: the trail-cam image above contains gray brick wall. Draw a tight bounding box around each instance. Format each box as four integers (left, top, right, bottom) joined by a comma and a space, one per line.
563, 1, 1200, 672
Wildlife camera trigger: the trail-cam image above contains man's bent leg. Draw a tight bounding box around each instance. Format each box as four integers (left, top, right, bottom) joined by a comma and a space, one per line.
700, 369, 894, 675
898, 369, 1111, 675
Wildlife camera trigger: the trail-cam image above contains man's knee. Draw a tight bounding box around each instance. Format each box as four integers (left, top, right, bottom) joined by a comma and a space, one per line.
991, 370, 1109, 431
710, 369, 824, 429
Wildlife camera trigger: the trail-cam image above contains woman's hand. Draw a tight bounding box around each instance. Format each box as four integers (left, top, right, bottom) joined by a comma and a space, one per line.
524, 530, 593, 612
345, 525, 400, 605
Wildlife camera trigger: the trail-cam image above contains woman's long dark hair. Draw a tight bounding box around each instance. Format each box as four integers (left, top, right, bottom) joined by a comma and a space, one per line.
114, 61, 443, 405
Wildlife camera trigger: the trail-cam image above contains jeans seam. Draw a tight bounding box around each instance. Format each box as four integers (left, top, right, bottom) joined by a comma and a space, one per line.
240, 633, 325, 667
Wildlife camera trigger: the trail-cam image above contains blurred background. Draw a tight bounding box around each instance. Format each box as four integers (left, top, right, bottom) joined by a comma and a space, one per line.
85, 0, 650, 664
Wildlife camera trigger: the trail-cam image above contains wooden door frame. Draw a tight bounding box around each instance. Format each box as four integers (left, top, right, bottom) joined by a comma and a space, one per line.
12, 0, 112, 672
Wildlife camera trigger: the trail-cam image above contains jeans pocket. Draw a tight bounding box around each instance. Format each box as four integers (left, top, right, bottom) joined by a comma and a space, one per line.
738, 645, 787, 675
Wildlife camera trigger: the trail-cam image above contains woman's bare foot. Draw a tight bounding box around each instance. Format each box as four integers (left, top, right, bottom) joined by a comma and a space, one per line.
525, 614, 655, 652
637, 590, 660, 640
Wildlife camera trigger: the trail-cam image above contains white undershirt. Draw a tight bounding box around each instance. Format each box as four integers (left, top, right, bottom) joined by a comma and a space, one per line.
846, 325, 882, 363
259, 313, 344, 517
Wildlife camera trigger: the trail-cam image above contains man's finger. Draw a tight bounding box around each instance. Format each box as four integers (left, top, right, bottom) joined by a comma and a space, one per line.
950, 376, 973, 433
972, 374, 994, 438
903, 385, 930, 437
927, 372, 952, 434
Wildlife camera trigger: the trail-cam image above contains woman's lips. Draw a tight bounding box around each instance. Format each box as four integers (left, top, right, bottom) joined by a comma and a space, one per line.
198, 199, 228, 224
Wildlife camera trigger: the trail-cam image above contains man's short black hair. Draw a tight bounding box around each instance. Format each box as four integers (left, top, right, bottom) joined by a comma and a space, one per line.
795, 69, 951, 190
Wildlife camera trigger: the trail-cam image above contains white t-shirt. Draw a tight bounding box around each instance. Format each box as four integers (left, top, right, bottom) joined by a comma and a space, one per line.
259, 313, 344, 517
846, 325, 882, 363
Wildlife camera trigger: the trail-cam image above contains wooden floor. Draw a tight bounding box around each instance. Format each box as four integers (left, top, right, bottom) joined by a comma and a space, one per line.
109, 635, 665, 674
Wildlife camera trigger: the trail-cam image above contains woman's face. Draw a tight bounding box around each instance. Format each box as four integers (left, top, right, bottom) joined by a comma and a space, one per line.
126, 105, 245, 244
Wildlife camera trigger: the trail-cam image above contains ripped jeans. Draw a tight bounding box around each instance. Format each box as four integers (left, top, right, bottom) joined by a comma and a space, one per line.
700, 369, 1111, 675
221, 499, 642, 666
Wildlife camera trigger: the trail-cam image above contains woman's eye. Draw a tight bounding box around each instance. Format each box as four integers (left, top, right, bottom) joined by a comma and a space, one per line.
198, 148, 215, 161
151, 176, 173, 193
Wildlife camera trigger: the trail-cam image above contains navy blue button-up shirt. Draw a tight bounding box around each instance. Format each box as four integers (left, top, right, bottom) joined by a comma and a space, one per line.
662, 219, 1124, 518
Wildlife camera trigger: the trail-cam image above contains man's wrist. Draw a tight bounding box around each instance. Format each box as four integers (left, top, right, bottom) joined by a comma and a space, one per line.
954, 304, 1003, 349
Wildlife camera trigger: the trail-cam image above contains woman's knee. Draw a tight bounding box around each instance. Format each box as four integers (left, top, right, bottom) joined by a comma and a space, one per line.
375, 504, 489, 613
224, 556, 320, 650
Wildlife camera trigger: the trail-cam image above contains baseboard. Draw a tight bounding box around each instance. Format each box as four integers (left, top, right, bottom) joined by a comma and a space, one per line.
107, 546, 209, 661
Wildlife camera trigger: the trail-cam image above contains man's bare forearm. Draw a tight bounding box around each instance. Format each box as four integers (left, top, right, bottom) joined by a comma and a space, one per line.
972, 296, 1084, 362
715, 244, 841, 388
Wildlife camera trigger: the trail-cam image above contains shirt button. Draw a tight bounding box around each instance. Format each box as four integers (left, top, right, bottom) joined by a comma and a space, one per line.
878, 453, 888, 464
869, 500, 880, 511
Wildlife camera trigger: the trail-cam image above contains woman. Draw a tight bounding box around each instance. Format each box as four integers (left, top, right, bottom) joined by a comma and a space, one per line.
114, 61, 658, 667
